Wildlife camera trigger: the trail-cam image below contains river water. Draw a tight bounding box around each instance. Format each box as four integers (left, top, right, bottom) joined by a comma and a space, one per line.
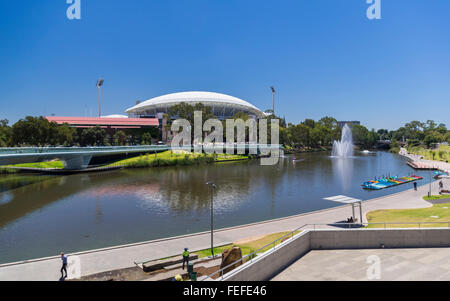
0, 151, 430, 263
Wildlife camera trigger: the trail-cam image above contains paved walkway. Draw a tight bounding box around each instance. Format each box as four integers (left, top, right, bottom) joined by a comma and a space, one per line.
0, 178, 448, 281
400, 147, 450, 173
271, 248, 450, 281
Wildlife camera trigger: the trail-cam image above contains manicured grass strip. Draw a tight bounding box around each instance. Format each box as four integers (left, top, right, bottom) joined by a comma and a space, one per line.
6, 161, 65, 169
107, 151, 249, 168
423, 195, 450, 201
195, 245, 234, 258
156, 231, 302, 263
407, 145, 450, 162
366, 202, 450, 228
195, 231, 302, 259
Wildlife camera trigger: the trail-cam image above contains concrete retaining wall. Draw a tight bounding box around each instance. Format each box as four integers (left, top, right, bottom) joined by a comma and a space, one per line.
221, 231, 311, 281
311, 228, 450, 250
221, 228, 450, 281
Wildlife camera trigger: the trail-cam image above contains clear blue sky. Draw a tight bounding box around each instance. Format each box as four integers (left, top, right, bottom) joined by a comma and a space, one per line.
1, 0, 449, 130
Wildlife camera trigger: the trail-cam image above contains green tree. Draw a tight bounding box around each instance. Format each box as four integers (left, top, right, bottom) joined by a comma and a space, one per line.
0, 119, 12, 147
445, 132, 450, 144
141, 132, 152, 145
12, 116, 52, 146
302, 119, 316, 129
423, 131, 443, 147
80, 126, 106, 146
352, 125, 370, 149
167, 102, 216, 143
113, 130, 127, 146
54, 123, 77, 146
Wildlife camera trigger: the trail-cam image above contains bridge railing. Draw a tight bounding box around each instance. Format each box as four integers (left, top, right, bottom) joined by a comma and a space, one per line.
0, 144, 283, 155
0, 145, 169, 155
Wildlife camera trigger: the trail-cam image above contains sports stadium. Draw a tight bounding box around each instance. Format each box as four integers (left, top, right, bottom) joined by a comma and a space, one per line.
125, 91, 265, 120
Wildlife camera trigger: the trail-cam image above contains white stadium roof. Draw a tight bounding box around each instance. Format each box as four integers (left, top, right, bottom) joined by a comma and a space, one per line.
101, 114, 128, 118
125, 91, 264, 117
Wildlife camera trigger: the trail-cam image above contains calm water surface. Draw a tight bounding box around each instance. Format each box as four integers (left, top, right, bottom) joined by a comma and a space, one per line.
0, 151, 430, 263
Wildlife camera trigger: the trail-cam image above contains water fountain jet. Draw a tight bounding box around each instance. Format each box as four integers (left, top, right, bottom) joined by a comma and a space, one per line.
332, 124, 354, 157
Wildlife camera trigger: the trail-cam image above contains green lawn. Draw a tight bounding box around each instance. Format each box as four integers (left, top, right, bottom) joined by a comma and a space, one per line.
366, 199, 450, 228
407, 145, 450, 162
153, 231, 302, 265
107, 151, 249, 168
2, 160, 64, 171
6, 161, 65, 169
195, 231, 301, 259
423, 195, 450, 201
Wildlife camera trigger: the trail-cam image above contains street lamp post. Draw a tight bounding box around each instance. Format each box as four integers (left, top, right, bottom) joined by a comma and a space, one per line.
270, 86, 275, 115
96, 79, 104, 118
206, 181, 216, 257
428, 169, 432, 197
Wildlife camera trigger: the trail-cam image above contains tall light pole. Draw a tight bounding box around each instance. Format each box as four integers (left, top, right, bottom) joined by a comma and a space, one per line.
270, 86, 275, 115
206, 181, 216, 257
96, 79, 104, 118
428, 169, 432, 197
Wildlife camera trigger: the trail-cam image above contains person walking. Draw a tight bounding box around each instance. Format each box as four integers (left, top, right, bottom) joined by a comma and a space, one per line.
413, 181, 417, 191
182, 248, 190, 270
60, 252, 68, 279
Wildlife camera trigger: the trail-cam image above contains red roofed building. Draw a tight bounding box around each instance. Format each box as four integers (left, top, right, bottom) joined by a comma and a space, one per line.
45, 116, 159, 129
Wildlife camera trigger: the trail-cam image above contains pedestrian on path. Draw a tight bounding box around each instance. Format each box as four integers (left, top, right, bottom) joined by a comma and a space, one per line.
60, 252, 68, 279
413, 182, 417, 191
182, 248, 190, 270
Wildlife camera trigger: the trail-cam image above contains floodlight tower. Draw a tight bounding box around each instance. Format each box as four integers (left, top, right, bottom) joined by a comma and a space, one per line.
270, 86, 275, 115
96, 79, 104, 118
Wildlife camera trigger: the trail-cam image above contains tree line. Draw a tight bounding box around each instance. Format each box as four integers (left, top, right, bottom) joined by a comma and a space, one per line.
283, 119, 449, 151
0, 116, 158, 147
377, 120, 450, 148
165, 104, 377, 149
0, 114, 448, 150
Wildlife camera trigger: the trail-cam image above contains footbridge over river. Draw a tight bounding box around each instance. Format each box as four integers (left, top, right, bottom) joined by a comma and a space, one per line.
0, 146, 169, 170
0, 144, 284, 170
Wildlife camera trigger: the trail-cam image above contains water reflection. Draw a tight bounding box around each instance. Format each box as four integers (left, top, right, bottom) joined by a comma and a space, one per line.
0, 152, 431, 263
331, 157, 354, 193
0, 174, 55, 193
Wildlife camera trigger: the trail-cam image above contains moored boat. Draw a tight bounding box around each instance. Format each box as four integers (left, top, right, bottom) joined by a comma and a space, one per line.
362, 175, 423, 190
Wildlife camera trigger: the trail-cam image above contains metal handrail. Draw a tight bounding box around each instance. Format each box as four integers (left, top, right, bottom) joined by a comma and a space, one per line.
202, 223, 310, 281
201, 221, 450, 281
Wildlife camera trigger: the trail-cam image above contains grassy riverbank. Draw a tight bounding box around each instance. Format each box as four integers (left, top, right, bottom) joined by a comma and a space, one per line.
366, 196, 450, 228
0, 151, 250, 173
6, 161, 65, 169
0, 160, 64, 173
284, 145, 329, 154
407, 145, 450, 162
108, 151, 250, 168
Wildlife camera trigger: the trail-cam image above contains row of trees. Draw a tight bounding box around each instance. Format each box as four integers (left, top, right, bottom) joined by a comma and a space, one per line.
281, 118, 449, 151
165, 103, 286, 144
280, 117, 380, 150
377, 120, 450, 148
1, 113, 448, 150
165, 103, 378, 149
0, 117, 158, 147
